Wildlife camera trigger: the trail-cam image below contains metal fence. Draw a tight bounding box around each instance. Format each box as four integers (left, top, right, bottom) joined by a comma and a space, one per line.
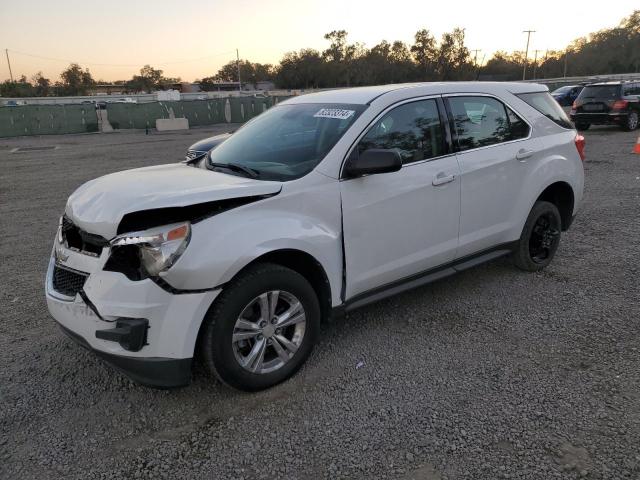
0, 96, 290, 138
0, 104, 99, 137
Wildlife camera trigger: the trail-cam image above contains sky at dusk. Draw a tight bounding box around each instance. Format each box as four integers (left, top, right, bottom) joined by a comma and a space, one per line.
0, 0, 637, 83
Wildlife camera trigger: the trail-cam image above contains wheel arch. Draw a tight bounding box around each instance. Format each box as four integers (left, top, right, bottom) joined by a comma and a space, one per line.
213, 248, 334, 323
535, 181, 575, 231
193, 248, 335, 366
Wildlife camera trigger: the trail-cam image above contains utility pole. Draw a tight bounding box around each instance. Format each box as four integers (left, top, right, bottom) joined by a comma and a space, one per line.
532, 50, 543, 80
5, 49, 13, 82
470, 49, 481, 68
476, 54, 486, 81
542, 49, 549, 79
236, 48, 241, 92
563, 51, 569, 78
522, 30, 535, 81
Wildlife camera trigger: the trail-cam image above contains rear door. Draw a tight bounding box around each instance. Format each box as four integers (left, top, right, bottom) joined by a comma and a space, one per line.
444, 94, 534, 257
340, 97, 461, 298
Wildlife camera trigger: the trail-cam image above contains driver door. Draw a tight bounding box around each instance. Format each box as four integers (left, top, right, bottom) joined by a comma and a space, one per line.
340, 97, 461, 298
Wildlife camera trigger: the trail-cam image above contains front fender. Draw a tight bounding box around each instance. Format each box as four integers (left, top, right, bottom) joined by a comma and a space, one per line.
162, 173, 344, 306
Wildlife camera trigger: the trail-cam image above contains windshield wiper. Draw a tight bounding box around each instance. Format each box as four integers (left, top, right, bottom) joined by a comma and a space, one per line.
209, 162, 260, 179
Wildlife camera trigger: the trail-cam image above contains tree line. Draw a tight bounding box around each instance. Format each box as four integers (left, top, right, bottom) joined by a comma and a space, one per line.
1, 10, 638, 98
0, 64, 180, 97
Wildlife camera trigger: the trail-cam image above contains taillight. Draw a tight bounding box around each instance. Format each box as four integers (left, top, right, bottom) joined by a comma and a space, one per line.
575, 133, 586, 162
612, 100, 628, 110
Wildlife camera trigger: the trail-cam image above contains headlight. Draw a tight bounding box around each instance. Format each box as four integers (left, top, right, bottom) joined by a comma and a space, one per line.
57, 217, 64, 244
110, 222, 191, 276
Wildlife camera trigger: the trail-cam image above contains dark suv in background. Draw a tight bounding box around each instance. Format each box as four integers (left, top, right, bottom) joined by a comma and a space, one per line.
570, 81, 640, 131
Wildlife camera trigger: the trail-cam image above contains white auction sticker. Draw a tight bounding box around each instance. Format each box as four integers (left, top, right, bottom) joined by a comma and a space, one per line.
313, 108, 355, 120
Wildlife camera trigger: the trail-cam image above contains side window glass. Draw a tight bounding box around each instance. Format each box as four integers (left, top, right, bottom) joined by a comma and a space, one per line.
448, 96, 524, 151
448, 97, 509, 150
358, 99, 445, 164
506, 106, 530, 140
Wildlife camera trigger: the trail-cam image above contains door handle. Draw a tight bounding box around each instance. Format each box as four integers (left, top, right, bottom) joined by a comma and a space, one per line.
516, 149, 535, 161
432, 172, 456, 186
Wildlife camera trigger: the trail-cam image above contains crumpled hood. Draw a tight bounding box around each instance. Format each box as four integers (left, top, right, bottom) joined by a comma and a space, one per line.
65, 163, 282, 239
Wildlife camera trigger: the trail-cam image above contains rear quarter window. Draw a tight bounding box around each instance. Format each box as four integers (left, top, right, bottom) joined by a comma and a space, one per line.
517, 91, 573, 129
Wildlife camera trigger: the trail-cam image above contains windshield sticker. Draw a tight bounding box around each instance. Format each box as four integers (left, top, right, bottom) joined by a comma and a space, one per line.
313, 108, 355, 120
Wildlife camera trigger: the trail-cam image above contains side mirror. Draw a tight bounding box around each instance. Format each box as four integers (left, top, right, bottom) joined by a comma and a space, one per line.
344, 149, 403, 178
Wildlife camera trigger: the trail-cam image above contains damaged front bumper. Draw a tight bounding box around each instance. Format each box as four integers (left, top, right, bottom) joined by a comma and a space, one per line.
45, 247, 220, 388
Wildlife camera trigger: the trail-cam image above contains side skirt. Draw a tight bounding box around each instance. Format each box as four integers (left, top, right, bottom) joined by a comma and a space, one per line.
335, 242, 517, 315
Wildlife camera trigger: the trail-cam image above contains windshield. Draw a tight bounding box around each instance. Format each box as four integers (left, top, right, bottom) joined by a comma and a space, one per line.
552, 86, 572, 94
206, 103, 366, 181
579, 85, 621, 100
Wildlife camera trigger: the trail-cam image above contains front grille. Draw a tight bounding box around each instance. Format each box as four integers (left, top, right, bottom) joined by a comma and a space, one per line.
52, 265, 88, 297
185, 150, 207, 162
61, 216, 108, 256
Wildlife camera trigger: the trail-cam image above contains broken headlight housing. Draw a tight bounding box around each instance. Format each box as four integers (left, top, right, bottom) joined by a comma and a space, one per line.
110, 222, 191, 277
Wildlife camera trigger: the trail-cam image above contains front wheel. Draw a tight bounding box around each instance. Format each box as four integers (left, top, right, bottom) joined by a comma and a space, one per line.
198, 263, 320, 391
513, 201, 562, 272
623, 111, 638, 131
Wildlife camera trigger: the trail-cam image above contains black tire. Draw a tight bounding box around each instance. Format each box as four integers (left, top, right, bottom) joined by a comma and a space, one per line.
198, 263, 320, 391
575, 122, 590, 131
623, 111, 638, 131
513, 201, 562, 272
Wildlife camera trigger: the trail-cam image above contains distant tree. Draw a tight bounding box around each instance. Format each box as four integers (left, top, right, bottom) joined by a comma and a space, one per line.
0, 76, 37, 97
275, 49, 325, 89
31, 72, 51, 96
322, 30, 350, 86
127, 65, 165, 93
435, 28, 472, 80
59, 63, 95, 95
210, 60, 273, 88
411, 29, 438, 80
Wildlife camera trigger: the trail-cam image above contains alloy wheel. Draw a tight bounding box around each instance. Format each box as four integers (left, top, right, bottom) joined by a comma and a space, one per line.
528, 213, 560, 263
232, 290, 306, 374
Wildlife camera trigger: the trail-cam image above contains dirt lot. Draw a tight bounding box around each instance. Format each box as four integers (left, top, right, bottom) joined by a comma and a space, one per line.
1, 124, 639, 479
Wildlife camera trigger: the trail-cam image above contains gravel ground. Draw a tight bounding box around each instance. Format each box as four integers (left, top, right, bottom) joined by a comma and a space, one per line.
1, 124, 639, 480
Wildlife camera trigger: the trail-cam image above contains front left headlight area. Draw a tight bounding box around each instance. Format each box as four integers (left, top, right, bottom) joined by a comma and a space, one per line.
105, 222, 191, 280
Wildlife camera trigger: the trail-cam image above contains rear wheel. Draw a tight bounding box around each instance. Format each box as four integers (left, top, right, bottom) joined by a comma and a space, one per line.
513, 201, 562, 272
623, 111, 638, 131
198, 263, 320, 391
575, 122, 590, 131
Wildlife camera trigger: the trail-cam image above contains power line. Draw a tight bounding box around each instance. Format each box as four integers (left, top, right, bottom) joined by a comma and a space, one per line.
5, 49, 237, 68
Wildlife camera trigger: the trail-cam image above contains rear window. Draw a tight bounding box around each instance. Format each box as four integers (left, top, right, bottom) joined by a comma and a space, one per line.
517, 91, 573, 129
579, 85, 621, 100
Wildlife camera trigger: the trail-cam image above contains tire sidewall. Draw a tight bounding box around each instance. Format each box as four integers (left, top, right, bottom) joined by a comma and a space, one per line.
626, 111, 638, 131
201, 264, 320, 391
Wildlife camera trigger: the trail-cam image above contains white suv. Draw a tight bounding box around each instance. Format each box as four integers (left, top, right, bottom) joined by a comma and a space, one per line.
46, 82, 585, 391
